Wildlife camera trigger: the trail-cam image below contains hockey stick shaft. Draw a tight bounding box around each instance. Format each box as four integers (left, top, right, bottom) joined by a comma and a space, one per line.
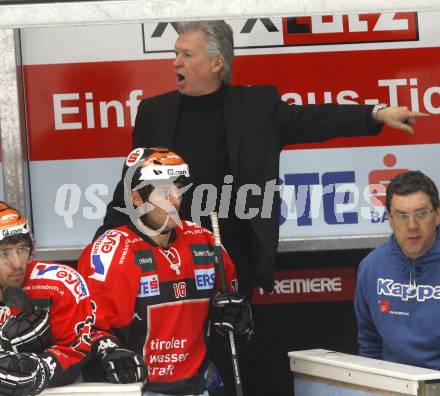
209, 212, 243, 396
210, 212, 227, 291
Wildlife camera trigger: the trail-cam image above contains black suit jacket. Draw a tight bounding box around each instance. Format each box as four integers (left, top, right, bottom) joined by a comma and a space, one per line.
98, 84, 381, 290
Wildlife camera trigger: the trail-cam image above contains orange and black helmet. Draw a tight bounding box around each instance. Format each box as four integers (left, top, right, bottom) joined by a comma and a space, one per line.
124, 147, 190, 190
0, 202, 32, 247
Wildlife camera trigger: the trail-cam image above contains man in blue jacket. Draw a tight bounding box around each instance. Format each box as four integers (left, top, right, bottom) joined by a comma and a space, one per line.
355, 170, 440, 368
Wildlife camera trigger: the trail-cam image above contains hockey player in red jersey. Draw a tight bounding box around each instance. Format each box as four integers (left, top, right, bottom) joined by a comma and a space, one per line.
0, 202, 93, 395
78, 147, 252, 395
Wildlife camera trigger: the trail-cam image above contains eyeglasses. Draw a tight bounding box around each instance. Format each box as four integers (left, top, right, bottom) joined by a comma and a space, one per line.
391, 208, 435, 224
0, 244, 31, 261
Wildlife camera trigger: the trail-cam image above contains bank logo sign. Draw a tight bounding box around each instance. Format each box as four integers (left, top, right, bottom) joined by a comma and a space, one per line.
142, 13, 418, 53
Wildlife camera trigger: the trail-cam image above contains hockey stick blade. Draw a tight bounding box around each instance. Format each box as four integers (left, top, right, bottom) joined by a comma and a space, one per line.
3, 287, 35, 315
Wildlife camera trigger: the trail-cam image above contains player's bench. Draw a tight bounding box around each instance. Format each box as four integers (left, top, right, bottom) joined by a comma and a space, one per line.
42, 382, 143, 396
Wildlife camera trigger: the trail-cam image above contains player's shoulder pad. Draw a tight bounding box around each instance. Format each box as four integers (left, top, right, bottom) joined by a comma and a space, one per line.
87, 228, 131, 282
28, 261, 90, 303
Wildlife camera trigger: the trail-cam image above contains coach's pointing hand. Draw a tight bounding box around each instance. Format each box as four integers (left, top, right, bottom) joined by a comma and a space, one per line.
374, 105, 430, 134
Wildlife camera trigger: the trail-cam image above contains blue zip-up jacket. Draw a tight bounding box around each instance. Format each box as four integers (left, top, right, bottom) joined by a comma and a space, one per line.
355, 227, 440, 369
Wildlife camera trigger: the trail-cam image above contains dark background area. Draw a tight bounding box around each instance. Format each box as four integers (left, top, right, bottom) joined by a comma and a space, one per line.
245, 248, 372, 396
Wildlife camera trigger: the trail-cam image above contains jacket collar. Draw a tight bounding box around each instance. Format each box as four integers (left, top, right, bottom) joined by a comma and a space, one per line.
387, 226, 440, 271
171, 85, 244, 177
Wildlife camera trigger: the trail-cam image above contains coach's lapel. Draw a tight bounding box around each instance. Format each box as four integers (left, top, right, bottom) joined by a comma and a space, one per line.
224, 86, 244, 178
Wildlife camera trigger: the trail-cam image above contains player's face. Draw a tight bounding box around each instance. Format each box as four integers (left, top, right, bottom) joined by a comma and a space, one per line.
147, 183, 183, 232
0, 241, 31, 293
388, 191, 440, 260
173, 30, 223, 96
132, 181, 184, 234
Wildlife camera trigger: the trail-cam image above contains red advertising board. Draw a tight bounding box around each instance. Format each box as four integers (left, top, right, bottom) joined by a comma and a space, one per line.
253, 267, 356, 304
19, 12, 440, 249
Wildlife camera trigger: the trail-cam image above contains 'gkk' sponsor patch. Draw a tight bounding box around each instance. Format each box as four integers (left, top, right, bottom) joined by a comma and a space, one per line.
377, 278, 440, 302
190, 244, 215, 265
135, 250, 156, 271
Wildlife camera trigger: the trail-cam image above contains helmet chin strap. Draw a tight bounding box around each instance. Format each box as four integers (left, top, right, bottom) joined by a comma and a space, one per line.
135, 216, 174, 248
138, 213, 172, 235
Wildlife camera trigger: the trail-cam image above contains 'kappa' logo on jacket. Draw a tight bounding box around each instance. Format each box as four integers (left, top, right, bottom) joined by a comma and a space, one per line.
377, 278, 440, 302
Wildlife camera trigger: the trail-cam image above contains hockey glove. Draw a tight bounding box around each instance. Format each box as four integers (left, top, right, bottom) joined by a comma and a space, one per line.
0, 309, 51, 353
102, 348, 147, 384
210, 291, 254, 342
0, 352, 51, 396
92, 335, 120, 359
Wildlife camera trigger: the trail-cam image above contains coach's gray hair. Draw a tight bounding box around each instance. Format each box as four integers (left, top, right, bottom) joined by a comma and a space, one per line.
177, 20, 234, 83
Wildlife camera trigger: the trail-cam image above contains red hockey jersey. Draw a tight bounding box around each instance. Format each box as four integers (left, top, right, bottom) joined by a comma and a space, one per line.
78, 220, 237, 394
0, 261, 93, 387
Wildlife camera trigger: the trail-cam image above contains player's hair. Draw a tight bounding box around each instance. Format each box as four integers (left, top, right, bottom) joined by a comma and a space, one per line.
386, 170, 440, 212
177, 20, 234, 83
0, 234, 32, 247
